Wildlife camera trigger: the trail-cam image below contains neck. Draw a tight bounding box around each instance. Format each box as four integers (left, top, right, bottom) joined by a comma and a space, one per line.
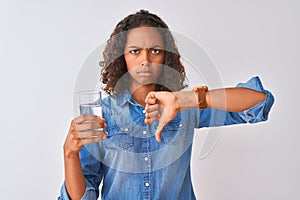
130, 83, 156, 106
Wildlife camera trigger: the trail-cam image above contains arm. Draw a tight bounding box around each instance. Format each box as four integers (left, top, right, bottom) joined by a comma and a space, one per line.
174, 87, 265, 112
145, 77, 274, 142
60, 114, 106, 199
64, 147, 86, 199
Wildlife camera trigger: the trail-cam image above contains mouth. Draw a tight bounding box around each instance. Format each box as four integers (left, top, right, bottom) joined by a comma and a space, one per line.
137, 71, 153, 77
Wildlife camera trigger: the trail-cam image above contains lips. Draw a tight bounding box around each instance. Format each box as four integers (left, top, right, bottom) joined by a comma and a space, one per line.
137, 71, 152, 77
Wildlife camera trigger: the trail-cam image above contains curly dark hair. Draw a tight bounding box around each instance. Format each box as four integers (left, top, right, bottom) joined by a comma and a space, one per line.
100, 9, 187, 95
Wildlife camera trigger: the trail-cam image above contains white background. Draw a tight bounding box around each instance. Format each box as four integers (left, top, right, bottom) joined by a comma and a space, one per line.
1, 0, 299, 199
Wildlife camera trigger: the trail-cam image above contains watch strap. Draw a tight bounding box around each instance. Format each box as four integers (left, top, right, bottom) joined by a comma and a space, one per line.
193, 86, 208, 110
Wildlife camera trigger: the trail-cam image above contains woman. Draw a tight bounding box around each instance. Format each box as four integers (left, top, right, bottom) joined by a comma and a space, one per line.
59, 10, 274, 200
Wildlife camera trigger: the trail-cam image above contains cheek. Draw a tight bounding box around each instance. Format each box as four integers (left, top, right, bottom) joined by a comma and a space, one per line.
153, 54, 164, 73
124, 55, 137, 71
152, 64, 163, 76
155, 53, 164, 64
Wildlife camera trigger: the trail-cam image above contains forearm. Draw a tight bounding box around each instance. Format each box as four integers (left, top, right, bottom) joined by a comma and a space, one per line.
207, 88, 265, 112
64, 153, 86, 200
175, 88, 266, 112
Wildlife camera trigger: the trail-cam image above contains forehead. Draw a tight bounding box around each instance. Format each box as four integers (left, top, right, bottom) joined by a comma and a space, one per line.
125, 26, 164, 47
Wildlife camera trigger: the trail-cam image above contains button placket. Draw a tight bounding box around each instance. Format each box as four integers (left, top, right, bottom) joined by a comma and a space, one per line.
142, 125, 151, 200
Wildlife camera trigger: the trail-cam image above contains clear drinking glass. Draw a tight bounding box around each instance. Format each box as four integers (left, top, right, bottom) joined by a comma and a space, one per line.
78, 90, 103, 139
78, 90, 102, 117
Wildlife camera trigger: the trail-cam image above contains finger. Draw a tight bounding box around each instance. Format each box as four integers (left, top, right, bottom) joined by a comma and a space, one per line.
75, 121, 102, 132
78, 129, 107, 139
144, 114, 160, 124
144, 108, 160, 124
69, 119, 77, 132
146, 110, 160, 119
145, 104, 159, 113
144, 104, 160, 123
145, 92, 157, 105
97, 117, 106, 126
146, 110, 160, 121
69, 120, 80, 139
80, 134, 106, 145
75, 114, 103, 124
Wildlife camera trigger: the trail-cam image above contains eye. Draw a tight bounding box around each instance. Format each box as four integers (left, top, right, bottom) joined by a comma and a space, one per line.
129, 49, 140, 54
151, 49, 162, 55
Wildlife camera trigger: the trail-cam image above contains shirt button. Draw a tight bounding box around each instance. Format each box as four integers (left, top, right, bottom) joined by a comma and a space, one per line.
142, 131, 147, 135
142, 110, 146, 113
179, 124, 183, 127
124, 128, 129, 132
144, 157, 149, 161
145, 182, 150, 187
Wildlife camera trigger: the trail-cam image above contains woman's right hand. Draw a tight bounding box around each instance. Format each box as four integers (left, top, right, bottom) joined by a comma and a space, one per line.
63, 114, 107, 157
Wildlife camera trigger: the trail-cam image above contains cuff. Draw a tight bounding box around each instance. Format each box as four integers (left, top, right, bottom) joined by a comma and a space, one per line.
236, 76, 275, 123
58, 180, 97, 200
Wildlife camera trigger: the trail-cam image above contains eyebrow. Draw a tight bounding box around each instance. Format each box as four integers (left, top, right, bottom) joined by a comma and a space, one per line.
126, 45, 163, 49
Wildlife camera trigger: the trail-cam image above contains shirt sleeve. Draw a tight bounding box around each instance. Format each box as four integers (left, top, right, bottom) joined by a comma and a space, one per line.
57, 145, 103, 200
197, 76, 275, 128
58, 179, 98, 200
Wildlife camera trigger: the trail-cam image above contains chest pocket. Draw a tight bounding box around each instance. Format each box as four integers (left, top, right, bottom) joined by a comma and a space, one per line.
103, 123, 134, 150
160, 118, 186, 145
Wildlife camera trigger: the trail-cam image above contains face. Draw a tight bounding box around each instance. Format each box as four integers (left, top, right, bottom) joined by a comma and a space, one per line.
124, 26, 164, 89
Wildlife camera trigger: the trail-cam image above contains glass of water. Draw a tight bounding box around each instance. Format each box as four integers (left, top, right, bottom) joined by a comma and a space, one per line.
78, 90, 102, 117
78, 90, 103, 139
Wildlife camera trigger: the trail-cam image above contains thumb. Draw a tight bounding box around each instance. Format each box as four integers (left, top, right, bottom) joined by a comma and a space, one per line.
155, 111, 168, 142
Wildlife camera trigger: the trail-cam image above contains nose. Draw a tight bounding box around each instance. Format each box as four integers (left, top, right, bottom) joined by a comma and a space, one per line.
140, 48, 150, 66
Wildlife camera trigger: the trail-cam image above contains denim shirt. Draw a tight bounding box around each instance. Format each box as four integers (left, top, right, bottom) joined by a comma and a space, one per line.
58, 76, 274, 200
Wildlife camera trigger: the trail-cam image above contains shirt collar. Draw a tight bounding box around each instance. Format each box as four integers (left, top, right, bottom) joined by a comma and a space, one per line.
116, 89, 138, 106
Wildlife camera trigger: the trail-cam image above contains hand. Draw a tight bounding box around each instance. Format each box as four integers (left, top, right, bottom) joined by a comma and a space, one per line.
144, 91, 181, 142
63, 114, 107, 157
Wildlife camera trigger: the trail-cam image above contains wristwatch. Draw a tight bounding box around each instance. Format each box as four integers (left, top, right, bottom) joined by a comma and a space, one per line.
193, 86, 208, 110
